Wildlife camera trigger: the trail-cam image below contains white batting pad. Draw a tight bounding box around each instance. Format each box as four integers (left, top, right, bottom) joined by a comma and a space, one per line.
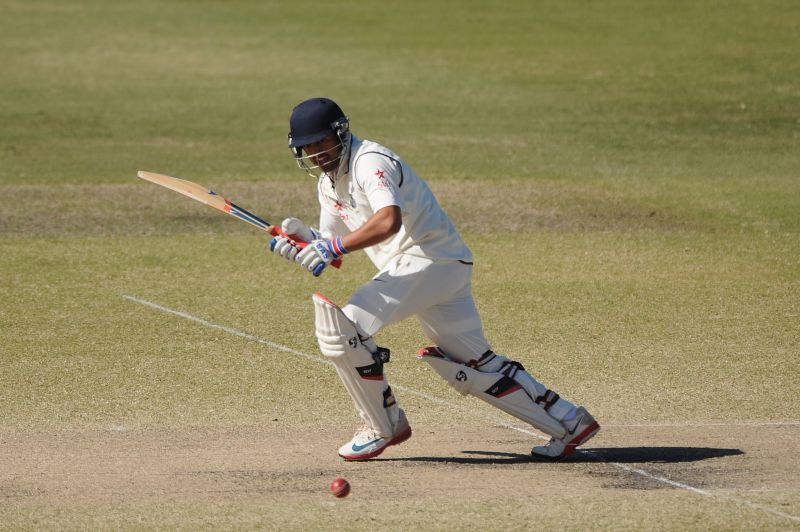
314, 292, 397, 437
419, 347, 568, 439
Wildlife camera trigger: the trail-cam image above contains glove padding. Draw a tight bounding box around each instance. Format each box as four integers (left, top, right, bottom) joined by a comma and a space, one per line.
281, 217, 321, 243
268, 217, 321, 262
296, 237, 348, 276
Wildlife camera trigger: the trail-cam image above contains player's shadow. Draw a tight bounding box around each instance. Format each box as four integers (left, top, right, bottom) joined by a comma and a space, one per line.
383, 447, 743, 465
567, 447, 744, 463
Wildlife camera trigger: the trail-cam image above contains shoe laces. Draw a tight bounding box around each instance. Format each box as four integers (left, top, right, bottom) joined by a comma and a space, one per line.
353, 424, 382, 444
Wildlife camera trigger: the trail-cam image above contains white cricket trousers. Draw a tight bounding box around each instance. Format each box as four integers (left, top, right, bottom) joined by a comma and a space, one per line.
342, 254, 491, 363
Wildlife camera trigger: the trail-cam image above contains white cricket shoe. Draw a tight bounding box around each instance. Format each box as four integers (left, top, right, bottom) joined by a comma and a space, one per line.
531, 406, 600, 460
338, 409, 412, 461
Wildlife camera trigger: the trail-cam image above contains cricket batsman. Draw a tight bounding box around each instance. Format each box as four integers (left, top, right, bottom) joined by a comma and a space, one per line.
270, 97, 600, 460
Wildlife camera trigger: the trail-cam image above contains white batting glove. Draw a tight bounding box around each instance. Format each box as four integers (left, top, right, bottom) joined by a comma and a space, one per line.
269, 235, 303, 261
268, 217, 322, 262
296, 237, 349, 276
280, 217, 321, 243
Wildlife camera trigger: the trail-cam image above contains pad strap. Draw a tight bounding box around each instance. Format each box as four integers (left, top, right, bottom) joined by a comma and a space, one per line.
469, 351, 563, 413
535, 389, 561, 412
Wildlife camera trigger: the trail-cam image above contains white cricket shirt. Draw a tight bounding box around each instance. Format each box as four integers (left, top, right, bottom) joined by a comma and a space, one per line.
317, 135, 473, 270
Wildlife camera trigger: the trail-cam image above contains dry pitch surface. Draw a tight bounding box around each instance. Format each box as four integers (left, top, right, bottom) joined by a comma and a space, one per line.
3, 379, 799, 529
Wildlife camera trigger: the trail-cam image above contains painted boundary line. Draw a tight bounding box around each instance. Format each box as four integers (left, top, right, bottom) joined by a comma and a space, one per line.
121, 294, 800, 524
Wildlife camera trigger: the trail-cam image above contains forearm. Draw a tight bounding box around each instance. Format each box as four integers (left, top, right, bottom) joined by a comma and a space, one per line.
339, 206, 401, 253
289, 205, 401, 275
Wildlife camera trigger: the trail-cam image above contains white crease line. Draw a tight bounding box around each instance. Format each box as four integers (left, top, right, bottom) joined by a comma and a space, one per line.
121, 294, 329, 366
121, 294, 800, 524
578, 450, 800, 523
121, 296, 510, 425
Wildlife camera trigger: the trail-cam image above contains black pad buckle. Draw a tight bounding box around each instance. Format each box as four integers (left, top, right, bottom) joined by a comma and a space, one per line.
373, 346, 391, 365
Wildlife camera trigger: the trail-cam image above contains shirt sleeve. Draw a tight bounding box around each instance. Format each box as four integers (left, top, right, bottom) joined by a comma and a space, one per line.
353, 152, 404, 213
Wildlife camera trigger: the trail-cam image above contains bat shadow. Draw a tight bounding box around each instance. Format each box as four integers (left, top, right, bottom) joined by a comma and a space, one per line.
380, 447, 743, 465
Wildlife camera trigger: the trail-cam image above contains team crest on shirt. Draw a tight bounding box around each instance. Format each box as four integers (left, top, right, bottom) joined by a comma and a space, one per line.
375, 168, 389, 189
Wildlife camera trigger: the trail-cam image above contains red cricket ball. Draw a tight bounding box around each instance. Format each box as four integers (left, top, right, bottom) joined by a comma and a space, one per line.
330, 477, 351, 498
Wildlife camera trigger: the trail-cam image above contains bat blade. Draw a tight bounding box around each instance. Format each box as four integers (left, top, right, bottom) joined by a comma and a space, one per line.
136, 170, 342, 272
137, 170, 278, 235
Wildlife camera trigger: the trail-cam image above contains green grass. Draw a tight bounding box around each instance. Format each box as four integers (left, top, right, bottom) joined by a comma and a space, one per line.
2, 1, 798, 184
1, 190, 797, 428
1, 0, 799, 528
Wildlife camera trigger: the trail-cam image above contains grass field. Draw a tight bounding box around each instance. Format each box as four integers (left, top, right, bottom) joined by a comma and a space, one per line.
1, 1, 799, 529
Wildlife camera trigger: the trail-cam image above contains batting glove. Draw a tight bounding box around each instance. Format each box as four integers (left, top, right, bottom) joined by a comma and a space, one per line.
269, 235, 303, 261
280, 217, 321, 243
296, 237, 349, 276
269, 217, 323, 262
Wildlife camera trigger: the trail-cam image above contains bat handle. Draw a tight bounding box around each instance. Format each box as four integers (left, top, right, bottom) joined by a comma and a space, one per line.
270, 227, 343, 270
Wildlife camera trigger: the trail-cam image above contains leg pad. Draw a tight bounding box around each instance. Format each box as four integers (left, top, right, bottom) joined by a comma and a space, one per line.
419, 347, 568, 439
314, 292, 399, 436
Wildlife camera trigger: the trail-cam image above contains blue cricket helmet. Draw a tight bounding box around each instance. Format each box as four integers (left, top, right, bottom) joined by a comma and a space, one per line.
288, 97, 347, 148
288, 97, 352, 179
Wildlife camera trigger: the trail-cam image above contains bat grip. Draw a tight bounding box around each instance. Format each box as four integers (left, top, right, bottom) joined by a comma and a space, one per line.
270, 227, 343, 269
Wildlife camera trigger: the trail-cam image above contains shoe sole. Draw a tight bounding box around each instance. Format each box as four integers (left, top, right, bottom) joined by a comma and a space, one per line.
531, 421, 601, 461
339, 426, 413, 461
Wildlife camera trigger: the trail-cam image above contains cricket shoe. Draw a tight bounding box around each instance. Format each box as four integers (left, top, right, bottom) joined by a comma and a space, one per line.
338, 409, 412, 461
531, 406, 600, 460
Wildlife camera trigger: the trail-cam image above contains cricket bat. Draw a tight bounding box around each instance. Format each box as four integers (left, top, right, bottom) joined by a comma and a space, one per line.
137, 170, 341, 275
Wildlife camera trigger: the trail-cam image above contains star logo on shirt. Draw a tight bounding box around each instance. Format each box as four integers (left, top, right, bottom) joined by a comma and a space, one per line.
375, 168, 389, 189
333, 200, 349, 220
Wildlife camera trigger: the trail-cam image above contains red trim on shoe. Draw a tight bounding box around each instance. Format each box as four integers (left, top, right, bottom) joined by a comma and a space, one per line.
389, 425, 412, 447
559, 421, 600, 458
